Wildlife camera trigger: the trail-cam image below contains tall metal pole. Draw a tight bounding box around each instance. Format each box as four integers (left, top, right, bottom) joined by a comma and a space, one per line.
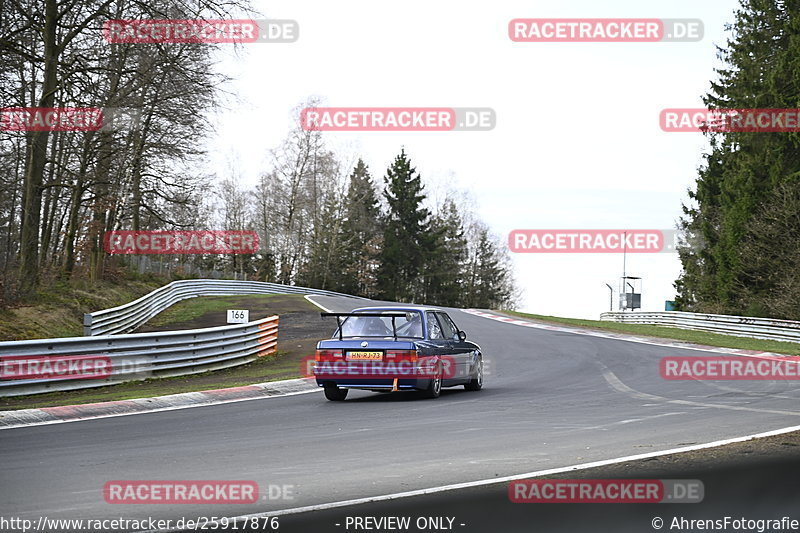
623, 230, 627, 280
605, 283, 613, 312
622, 231, 627, 311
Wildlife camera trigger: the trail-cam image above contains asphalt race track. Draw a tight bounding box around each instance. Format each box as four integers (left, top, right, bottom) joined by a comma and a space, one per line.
3, 294, 800, 532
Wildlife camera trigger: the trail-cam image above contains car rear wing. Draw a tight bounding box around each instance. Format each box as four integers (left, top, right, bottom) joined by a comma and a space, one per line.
320, 312, 409, 341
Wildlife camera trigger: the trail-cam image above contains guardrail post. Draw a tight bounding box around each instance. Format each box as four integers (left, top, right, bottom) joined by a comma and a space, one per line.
83, 313, 93, 336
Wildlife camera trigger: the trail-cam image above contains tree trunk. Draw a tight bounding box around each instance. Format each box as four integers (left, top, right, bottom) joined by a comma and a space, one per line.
18, 0, 58, 293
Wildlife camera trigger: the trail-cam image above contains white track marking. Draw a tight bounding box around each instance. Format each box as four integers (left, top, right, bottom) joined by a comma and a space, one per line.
0, 385, 320, 431
600, 364, 800, 417
304, 295, 332, 312
139, 423, 800, 532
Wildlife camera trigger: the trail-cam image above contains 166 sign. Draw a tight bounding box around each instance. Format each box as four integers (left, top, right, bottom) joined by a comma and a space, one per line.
227, 310, 250, 324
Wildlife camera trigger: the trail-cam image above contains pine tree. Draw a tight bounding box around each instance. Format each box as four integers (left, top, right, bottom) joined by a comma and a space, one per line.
337, 159, 382, 297
464, 224, 515, 309
376, 149, 431, 302
675, 0, 800, 316
423, 198, 468, 306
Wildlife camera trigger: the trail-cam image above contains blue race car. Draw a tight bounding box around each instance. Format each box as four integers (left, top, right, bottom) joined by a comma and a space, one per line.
314, 306, 483, 401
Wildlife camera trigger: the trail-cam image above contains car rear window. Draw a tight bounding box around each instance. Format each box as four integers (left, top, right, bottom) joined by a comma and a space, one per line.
336, 311, 424, 338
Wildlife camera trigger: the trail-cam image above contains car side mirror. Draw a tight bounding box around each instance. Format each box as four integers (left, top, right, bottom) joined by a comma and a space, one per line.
457, 331, 467, 341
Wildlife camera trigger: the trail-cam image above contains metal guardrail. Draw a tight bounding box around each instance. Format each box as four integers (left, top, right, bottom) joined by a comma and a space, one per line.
0, 316, 279, 397
600, 311, 800, 344
84, 279, 365, 336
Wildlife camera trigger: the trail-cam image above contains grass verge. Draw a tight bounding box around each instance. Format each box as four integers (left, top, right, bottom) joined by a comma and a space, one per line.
501, 310, 800, 355
144, 294, 281, 328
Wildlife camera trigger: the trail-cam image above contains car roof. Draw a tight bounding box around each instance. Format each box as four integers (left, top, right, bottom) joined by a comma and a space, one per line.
351, 306, 445, 314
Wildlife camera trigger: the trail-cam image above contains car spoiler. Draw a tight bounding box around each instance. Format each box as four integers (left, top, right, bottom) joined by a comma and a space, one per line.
320, 312, 409, 341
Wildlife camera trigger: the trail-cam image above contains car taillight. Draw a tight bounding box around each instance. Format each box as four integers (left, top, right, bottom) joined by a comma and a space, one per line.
315, 349, 342, 361
385, 350, 417, 362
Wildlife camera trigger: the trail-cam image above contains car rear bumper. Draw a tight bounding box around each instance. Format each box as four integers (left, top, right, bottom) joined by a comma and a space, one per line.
316, 377, 433, 391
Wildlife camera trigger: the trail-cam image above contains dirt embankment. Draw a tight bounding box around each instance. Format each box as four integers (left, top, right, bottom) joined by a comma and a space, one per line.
138, 294, 333, 340
136, 293, 336, 385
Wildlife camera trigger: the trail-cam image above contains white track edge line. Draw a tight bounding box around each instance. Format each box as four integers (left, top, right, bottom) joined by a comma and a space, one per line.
0, 387, 320, 431
141, 423, 800, 532
304, 295, 332, 313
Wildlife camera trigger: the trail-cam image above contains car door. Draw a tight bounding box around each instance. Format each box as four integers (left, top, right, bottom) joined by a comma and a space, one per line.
428, 312, 462, 382
437, 312, 477, 382
424, 311, 452, 375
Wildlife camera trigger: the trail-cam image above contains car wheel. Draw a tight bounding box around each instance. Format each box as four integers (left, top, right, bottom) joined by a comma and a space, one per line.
464, 358, 483, 391
324, 385, 348, 401
424, 364, 442, 399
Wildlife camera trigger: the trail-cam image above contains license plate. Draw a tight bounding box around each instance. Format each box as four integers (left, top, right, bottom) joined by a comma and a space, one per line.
346, 351, 383, 361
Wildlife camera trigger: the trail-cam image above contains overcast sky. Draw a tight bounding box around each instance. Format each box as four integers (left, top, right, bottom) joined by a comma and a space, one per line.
205, 0, 742, 318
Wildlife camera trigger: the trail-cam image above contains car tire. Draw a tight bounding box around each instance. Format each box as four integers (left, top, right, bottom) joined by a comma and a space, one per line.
324, 385, 348, 401
424, 364, 442, 399
464, 358, 483, 391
